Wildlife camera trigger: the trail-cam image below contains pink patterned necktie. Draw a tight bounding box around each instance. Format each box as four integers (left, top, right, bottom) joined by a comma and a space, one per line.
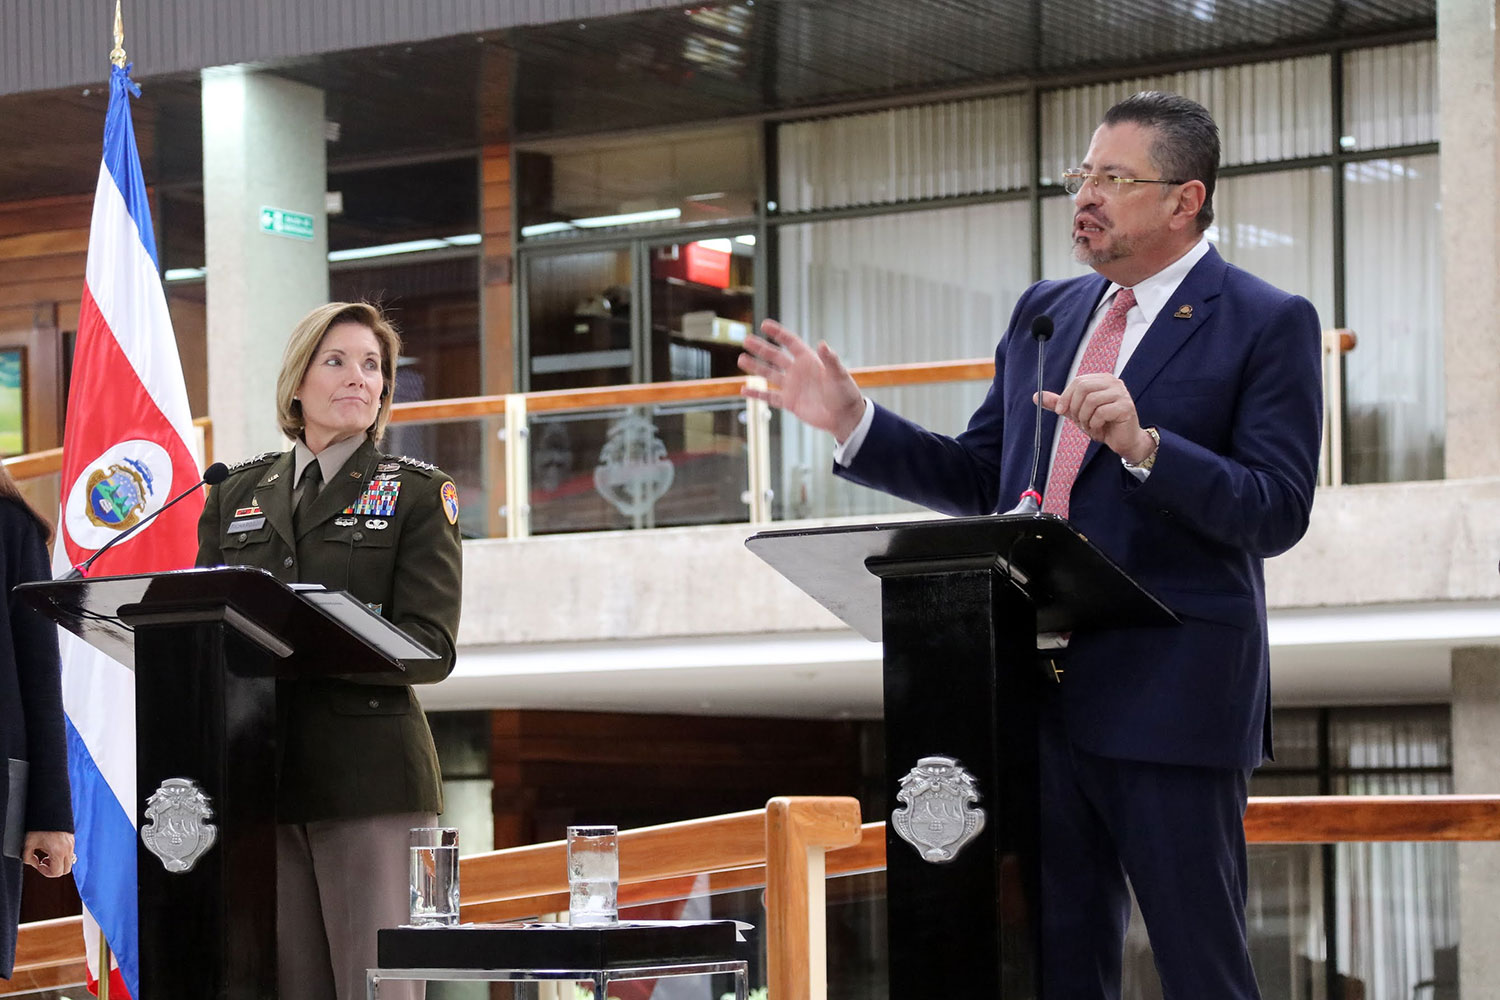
1041, 287, 1136, 519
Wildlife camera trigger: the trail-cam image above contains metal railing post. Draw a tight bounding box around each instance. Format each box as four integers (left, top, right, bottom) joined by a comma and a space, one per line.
503, 393, 530, 539
744, 376, 774, 524
1320, 328, 1354, 488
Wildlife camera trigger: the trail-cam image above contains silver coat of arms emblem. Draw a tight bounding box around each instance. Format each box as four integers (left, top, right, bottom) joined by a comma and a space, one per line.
891, 755, 986, 863
594, 414, 675, 517
140, 778, 218, 873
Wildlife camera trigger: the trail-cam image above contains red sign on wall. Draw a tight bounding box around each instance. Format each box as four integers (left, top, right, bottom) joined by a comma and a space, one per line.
684, 241, 731, 289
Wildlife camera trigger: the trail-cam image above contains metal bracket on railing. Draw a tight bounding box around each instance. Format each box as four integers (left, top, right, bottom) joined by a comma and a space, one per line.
503, 393, 530, 539
1320, 328, 1355, 488
744, 377, 773, 524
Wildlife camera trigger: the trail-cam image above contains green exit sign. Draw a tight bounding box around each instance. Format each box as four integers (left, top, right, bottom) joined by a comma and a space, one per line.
259, 206, 315, 241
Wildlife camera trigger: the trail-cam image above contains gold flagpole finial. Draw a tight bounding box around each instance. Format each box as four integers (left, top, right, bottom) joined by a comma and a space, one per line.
109, 1, 127, 68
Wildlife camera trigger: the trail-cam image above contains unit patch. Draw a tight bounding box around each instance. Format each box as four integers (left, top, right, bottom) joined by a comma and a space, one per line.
441, 481, 459, 525
343, 479, 401, 517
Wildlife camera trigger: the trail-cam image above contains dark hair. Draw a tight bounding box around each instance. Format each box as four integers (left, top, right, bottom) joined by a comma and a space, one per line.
1102, 91, 1218, 232
0, 460, 53, 544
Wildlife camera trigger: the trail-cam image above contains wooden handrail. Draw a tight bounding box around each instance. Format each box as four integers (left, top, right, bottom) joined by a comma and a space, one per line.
3, 446, 63, 480
6, 792, 1498, 997
388, 359, 998, 425
3, 417, 214, 480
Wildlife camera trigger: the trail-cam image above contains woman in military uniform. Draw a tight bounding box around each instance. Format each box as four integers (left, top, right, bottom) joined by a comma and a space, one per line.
196, 301, 462, 1000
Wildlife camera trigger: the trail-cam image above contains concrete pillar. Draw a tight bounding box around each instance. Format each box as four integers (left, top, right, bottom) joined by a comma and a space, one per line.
1450, 645, 1500, 997
201, 69, 328, 462
1439, 0, 1500, 478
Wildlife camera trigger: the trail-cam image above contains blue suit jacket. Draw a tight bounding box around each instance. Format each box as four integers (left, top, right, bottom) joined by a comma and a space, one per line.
839, 247, 1323, 770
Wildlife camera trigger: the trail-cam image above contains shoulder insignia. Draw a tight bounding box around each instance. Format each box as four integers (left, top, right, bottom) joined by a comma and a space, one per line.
393, 454, 440, 475
226, 451, 280, 473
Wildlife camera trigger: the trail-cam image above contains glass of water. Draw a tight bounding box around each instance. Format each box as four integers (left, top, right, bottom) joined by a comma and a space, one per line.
409, 827, 460, 926
566, 825, 619, 926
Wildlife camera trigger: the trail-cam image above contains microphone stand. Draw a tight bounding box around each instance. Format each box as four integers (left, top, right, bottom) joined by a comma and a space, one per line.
1003, 315, 1053, 515
57, 462, 229, 580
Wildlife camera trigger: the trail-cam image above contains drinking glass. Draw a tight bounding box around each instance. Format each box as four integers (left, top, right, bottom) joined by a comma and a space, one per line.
566, 825, 619, 926
409, 827, 460, 926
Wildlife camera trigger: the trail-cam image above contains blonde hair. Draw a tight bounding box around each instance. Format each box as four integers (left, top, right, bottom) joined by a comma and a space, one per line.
275, 302, 401, 443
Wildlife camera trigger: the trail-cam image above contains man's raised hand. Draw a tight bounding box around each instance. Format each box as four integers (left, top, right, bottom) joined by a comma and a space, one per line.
738, 318, 866, 442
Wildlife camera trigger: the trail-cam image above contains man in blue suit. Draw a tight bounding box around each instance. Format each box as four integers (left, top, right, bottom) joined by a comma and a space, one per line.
739, 92, 1323, 998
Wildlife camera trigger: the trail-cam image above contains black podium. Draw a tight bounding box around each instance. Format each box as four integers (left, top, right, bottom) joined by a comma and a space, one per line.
18, 566, 436, 1000
747, 513, 1177, 999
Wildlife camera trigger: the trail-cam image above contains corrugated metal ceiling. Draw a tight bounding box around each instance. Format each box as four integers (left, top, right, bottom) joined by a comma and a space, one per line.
0, 0, 1437, 202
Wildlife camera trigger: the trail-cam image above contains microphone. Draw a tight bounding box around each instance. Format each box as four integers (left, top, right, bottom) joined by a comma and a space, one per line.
57, 461, 229, 580
1002, 314, 1054, 515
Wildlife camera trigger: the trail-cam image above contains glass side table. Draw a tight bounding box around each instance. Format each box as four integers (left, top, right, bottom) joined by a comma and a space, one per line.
368, 920, 751, 1000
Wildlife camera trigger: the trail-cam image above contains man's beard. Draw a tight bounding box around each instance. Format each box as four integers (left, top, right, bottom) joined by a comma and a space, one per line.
1073, 229, 1134, 268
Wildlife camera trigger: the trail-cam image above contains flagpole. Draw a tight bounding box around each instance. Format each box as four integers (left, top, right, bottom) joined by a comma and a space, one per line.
97, 17, 123, 997
98, 926, 111, 1000
109, 1, 126, 68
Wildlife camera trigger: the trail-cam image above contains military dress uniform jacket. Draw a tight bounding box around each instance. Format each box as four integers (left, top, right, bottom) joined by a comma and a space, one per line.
196, 437, 462, 824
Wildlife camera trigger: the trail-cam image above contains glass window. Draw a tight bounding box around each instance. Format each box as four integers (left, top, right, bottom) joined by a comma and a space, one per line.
1209, 167, 1336, 326
1342, 154, 1443, 483
647, 235, 755, 382
1040, 55, 1333, 182
777, 94, 1032, 213
517, 125, 758, 240
776, 202, 1030, 519
524, 248, 635, 390
1343, 41, 1438, 152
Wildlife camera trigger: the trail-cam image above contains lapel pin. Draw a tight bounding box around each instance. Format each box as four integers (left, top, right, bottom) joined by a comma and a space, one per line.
1173, 304, 1193, 320
263, 472, 280, 484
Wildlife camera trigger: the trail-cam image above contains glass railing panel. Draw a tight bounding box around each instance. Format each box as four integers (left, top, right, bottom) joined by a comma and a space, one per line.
384, 416, 505, 539
17, 472, 60, 532
529, 400, 749, 536
771, 381, 991, 522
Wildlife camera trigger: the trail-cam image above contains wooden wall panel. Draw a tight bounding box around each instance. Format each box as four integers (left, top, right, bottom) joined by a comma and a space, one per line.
481, 143, 514, 537
489, 709, 868, 850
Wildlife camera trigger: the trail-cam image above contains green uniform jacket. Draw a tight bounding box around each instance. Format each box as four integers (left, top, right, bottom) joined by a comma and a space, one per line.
196, 437, 463, 824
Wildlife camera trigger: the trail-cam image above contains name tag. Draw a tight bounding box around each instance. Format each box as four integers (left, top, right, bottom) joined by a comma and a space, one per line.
227, 516, 267, 533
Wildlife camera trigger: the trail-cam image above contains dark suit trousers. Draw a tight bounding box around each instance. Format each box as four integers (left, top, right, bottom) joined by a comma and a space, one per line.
1038, 707, 1261, 1000
278, 811, 435, 1000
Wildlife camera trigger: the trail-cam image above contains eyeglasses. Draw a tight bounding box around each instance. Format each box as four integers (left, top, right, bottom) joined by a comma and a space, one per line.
1061, 170, 1186, 196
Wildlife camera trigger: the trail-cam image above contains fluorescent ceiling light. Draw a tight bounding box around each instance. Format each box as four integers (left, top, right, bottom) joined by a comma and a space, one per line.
522, 208, 684, 239
520, 222, 576, 237
571, 208, 681, 228
327, 234, 480, 263
735, 234, 756, 246
164, 267, 207, 282
695, 238, 733, 253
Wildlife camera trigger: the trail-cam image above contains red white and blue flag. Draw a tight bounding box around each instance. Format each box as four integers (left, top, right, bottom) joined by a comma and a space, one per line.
53, 61, 204, 1000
